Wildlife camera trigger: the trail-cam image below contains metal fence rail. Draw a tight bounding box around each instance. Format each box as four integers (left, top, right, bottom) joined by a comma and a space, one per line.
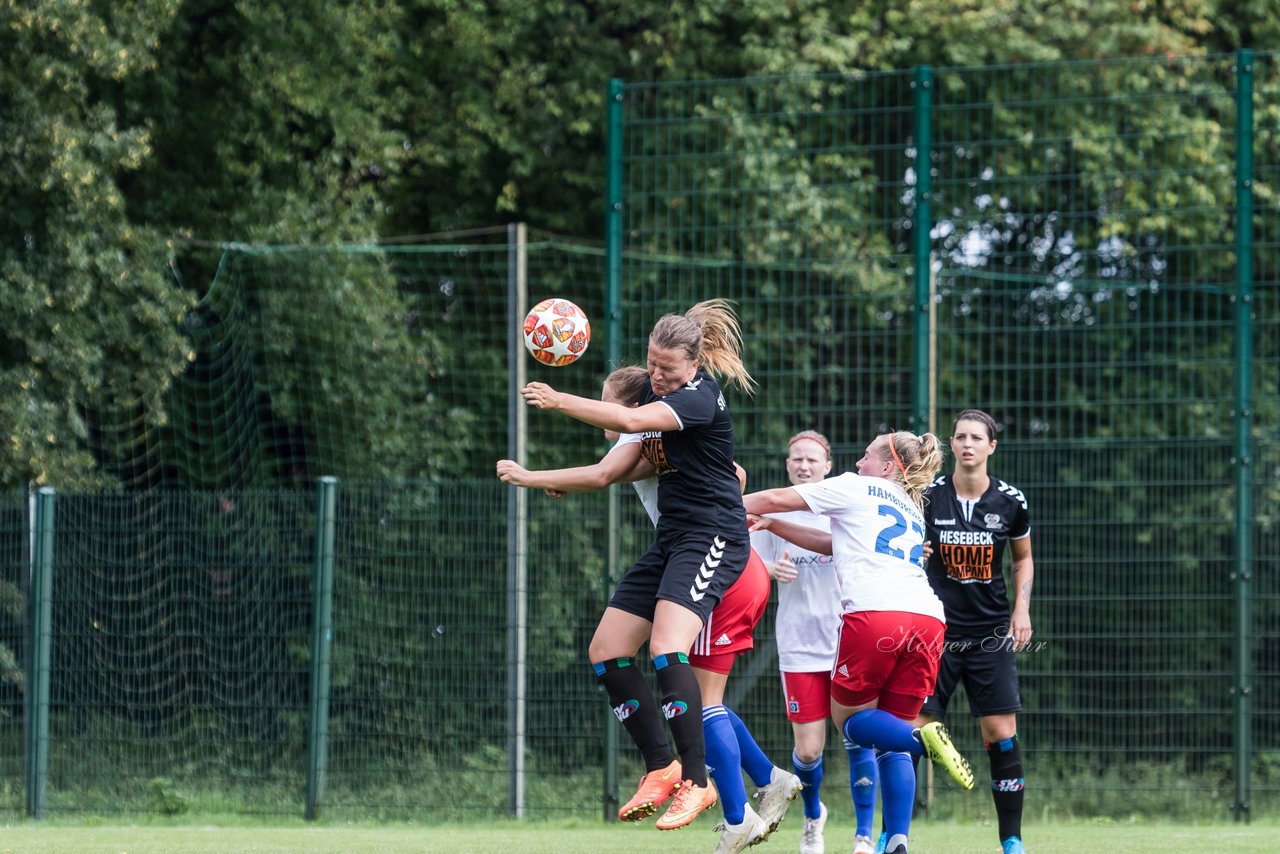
0, 51, 1276, 823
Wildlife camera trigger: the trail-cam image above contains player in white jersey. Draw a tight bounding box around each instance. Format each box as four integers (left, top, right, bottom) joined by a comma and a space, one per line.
750, 430, 878, 854
744, 430, 976, 854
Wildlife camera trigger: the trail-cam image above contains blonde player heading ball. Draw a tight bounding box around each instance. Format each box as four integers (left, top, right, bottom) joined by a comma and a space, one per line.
517, 299, 757, 832
500, 364, 802, 853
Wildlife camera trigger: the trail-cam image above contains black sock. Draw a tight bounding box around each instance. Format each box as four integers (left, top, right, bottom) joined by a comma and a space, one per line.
911, 751, 925, 819
654, 652, 707, 787
594, 657, 674, 771
987, 735, 1025, 841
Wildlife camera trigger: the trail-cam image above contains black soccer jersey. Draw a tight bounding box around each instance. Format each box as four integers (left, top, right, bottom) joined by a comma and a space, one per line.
642, 371, 747, 536
923, 474, 1031, 640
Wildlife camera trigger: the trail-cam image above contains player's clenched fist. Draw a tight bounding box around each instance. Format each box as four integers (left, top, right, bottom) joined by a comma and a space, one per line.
520, 382, 562, 410
495, 459, 529, 485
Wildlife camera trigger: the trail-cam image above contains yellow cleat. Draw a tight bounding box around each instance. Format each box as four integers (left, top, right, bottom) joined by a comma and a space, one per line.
919, 721, 975, 790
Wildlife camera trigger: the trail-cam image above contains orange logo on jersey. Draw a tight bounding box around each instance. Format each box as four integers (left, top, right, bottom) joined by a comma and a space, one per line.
940, 542, 994, 582
937, 529, 996, 583
641, 435, 671, 475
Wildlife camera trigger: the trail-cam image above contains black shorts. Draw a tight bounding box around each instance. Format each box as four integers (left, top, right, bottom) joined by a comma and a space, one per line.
609, 529, 748, 625
921, 636, 1022, 718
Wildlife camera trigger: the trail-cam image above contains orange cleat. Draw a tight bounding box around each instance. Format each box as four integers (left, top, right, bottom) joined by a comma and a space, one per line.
655, 778, 719, 830
618, 759, 682, 822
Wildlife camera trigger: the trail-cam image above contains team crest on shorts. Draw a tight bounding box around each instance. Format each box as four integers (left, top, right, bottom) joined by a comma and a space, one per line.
788, 700, 800, 714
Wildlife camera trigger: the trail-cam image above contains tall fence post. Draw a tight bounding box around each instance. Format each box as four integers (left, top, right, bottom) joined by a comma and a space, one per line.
306, 476, 338, 821
1231, 48, 1254, 825
26, 486, 54, 819
910, 66, 935, 813
506, 222, 529, 818
602, 76, 625, 823
911, 65, 934, 433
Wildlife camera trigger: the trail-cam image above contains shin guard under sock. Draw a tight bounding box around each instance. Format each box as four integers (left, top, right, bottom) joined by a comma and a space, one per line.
844, 736, 879, 839
725, 706, 774, 787
987, 735, 1025, 842
654, 653, 707, 786
593, 657, 674, 771
792, 750, 824, 819
704, 705, 747, 824
841, 708, 924, 756
879, 750, 914, 852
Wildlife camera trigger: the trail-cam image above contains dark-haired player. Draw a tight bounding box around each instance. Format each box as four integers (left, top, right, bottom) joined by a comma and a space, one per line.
917, 409, 1035, 854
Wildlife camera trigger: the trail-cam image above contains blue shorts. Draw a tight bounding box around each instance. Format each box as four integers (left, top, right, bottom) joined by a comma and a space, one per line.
609, 529, 748, 624
921, 637, 1022, 718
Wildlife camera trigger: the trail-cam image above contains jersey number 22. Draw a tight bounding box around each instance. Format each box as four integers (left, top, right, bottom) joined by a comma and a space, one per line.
875, 504, 924, 566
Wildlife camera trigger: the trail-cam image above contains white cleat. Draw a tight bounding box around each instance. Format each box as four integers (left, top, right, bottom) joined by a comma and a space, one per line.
712, 803, 769, 854
752, 766, 804, 835
798, 801, 827, 854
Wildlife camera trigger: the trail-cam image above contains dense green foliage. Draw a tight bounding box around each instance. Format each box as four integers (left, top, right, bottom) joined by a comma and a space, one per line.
3, 0, 1279, 490
3, 1, 1279, 820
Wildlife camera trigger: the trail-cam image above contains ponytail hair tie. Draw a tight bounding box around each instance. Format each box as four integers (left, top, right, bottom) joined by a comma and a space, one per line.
887, 436, 907, 475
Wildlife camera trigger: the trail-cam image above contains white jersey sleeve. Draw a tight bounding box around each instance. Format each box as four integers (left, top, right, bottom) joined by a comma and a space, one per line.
751, 510, 841, 672
614, 432, 660, 526
793, 472, 945, 621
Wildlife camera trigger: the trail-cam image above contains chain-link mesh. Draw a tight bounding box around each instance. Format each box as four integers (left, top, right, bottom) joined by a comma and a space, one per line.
1, 53, 1277, 821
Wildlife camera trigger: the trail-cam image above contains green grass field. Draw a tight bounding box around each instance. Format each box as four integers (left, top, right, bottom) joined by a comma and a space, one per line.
1, 817, 1274, 854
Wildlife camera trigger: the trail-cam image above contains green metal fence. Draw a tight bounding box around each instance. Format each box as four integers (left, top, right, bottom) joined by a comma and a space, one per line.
1, 491, 27, 817
0, 51, 1277, 823
607, 50, 1279, 821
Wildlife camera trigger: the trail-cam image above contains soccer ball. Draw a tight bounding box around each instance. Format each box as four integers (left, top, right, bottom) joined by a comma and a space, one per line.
522, 298, 590, 366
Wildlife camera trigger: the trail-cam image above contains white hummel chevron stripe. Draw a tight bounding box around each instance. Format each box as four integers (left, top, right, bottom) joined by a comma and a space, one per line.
689, 536, 728, 602
997, 479, 1027, 508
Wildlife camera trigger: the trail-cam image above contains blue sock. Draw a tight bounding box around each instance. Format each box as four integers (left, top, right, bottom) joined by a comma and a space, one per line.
841, 709, 923, 756
725, 706, 774, 787
879, 750, 914, 850
703, 705, 747, 824
844, 736, 879, 839
792, 749, 824, 819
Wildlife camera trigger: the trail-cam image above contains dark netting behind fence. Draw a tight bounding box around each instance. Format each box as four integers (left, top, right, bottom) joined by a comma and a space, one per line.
0, 53, 1277, 821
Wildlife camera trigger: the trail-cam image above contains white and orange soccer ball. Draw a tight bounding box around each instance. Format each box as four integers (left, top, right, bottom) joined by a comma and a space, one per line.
522, 298, 590, 366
